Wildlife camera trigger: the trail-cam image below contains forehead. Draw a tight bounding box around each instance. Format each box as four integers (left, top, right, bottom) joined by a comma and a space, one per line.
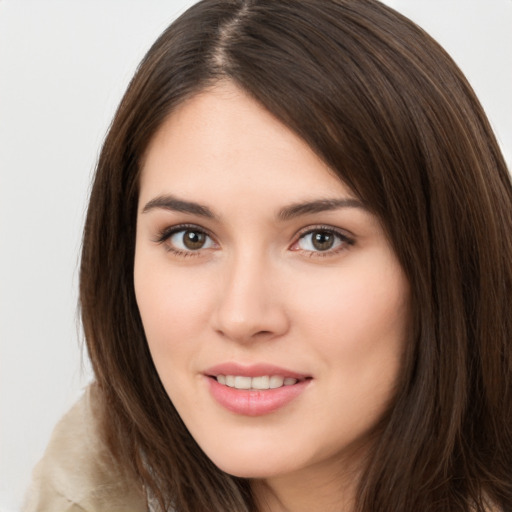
139, 82, 356, 206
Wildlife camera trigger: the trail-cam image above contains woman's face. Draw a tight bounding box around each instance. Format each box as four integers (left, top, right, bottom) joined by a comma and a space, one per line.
134, 82, 410, 483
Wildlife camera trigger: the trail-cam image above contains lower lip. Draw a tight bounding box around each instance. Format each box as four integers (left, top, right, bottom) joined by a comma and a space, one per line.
207, 377, 310, 416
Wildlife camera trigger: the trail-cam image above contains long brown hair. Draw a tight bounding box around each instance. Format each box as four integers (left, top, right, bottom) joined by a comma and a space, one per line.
80, 1, 512, 510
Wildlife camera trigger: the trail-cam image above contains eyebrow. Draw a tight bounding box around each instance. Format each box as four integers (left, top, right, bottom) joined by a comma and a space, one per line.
277, 198, 367, 221
141, 194, 366, 220
142, 195, 216, 218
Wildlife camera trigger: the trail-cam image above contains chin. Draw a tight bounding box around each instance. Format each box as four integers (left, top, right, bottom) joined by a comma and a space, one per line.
213, 459, 288, 479
200, 442, 309, 480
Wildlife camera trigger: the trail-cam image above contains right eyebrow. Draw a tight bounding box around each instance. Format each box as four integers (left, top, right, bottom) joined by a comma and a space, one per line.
141, 194, 216, 219
278, 197, 367, 221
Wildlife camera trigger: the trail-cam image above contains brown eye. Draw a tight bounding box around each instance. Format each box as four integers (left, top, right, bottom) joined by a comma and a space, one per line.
183, 230, 207, 250
168, 228, 214, 252
296, 228, 350, 253
311, 231, 335, 251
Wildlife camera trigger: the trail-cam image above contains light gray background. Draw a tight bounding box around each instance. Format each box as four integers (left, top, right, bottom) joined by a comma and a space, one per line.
1, 1, 511, 511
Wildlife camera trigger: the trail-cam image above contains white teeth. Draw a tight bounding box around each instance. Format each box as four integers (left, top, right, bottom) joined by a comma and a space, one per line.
215, 375, 298, 390
252, 376, 270, 389
269, 375, 284, 389
234, 376, 252, 389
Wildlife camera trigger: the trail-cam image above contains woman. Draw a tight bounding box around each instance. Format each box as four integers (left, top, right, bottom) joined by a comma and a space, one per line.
24, 0, 512, 511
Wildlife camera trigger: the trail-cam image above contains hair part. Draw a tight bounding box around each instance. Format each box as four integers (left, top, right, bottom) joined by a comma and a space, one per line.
80, 1, 512, 510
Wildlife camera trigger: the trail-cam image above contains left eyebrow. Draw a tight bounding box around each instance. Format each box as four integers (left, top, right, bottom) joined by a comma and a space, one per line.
142, 194, 216, 219
278, 198, 367, 221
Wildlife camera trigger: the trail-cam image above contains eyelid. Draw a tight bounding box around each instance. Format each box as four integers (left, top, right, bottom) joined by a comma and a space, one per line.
153, 223, 219, 258
153, 223, 215, 244
290, 225, 355, 254
295, 224, 355, 240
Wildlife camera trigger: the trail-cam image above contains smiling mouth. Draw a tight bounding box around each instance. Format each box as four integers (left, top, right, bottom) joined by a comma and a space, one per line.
206, 369, 311, 415
211, 375, 308, 390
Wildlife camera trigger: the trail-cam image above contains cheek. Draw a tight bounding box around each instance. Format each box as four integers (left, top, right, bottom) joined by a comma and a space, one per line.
297, 261, 408, 338
297, 269, 408, 438
133, 258, 215, 362
133, 265, 216, 413
292, 257, 409, 390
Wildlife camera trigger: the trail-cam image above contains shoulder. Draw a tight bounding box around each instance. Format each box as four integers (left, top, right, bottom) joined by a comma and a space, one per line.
23, 383, 147, 512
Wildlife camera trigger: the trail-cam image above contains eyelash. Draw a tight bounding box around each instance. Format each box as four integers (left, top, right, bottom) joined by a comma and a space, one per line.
154, 224, 355, 258
154, 224, 216, 258
293, 225, 355, 258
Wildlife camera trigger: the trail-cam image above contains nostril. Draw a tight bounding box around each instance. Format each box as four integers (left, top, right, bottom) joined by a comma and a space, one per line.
254, 330, 272, 337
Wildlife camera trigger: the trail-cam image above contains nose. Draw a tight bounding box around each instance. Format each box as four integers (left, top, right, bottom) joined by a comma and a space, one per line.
212, 250, 290, 343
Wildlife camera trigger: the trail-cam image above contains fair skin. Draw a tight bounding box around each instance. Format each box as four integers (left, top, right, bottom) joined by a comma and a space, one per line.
134, 82, 410, 512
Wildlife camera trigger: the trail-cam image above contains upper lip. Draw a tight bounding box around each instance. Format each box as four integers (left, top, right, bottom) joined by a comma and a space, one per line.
204, 362, 310, 380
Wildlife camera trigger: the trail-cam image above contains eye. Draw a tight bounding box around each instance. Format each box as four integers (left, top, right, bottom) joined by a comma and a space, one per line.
157, 226, 216, 254
170, 229, 214, 251
292, 227, 353, 254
